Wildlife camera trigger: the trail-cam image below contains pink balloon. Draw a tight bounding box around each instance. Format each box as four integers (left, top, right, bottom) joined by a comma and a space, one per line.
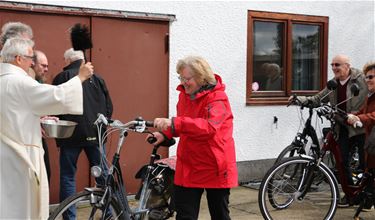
252, 82, 259, 91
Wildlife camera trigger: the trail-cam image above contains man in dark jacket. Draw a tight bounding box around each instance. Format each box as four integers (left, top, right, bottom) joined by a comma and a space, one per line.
52, 48, 113, 220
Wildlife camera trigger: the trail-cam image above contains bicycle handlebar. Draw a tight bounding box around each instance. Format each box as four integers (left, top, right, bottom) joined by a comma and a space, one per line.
95, 113, 154, 132
315, 105, 363, 128
287, 94, 301, 107
147, 135, 176, 147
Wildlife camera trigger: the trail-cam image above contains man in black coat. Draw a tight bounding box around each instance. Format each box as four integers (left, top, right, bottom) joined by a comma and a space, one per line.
52, 48, 113, 220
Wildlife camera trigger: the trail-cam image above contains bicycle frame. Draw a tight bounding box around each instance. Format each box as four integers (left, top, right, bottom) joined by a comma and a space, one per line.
285, 104, 323, 159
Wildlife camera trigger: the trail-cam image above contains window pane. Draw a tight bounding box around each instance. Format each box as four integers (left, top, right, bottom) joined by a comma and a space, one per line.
292, 24, 321, 90
252, 21, 284, 92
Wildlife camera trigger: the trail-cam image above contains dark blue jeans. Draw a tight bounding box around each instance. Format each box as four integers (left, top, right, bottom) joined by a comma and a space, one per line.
59, 145, 106, 220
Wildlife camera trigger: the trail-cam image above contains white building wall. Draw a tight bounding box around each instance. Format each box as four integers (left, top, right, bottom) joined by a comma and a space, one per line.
16, 0, 375, 161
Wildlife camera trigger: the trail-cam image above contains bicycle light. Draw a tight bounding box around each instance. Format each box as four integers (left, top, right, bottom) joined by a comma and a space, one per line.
91, 166, 102, 178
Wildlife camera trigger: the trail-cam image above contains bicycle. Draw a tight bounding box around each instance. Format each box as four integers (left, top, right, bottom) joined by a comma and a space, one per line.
258, 84, 375, 220
48, 114, 176, 220
275, 82, 362, 183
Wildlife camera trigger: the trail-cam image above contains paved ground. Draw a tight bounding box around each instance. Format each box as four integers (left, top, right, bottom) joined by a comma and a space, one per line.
51, 186, 374, 219
198, 186, 374, 220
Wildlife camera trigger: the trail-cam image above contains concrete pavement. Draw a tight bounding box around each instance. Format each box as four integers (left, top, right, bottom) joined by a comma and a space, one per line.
197, 186, 374, 220
57, 185, 374, 219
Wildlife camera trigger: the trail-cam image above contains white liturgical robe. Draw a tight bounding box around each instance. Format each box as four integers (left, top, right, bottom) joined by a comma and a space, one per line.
0, 63, 83, 219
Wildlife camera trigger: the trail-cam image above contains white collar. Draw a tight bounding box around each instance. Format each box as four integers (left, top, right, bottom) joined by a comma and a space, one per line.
339, 75, 351, 85
0, 62, 28, 77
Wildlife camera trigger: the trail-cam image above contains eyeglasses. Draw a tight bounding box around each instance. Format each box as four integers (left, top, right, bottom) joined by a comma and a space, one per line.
330, 63, 343, 67
178, 75, 194, 83
21, 54, 36, 61
365, 74, 375, 80
40, 64, 48, 68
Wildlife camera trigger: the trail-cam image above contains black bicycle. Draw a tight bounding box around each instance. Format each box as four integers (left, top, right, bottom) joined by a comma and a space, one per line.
48, 114, 175, 220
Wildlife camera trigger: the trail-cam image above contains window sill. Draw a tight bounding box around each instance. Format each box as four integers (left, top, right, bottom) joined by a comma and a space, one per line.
246, 97, 290, 106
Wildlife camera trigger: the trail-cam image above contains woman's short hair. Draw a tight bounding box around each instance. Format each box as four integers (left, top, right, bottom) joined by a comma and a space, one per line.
176, 56, 216, 85
267, 63, 281, 76
1, 22, 33, 46
64, 48, 84, 63
0, 37, 34, 63
363, 61, 375, 74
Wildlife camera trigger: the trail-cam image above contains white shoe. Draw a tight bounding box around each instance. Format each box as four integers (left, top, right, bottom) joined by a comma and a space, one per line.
362, 205, 374, 212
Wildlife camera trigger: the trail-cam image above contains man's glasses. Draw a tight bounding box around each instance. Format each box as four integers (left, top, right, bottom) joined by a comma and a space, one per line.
330, 63, 343, 67
21, 54, 36, 61
178, 75, 194, 83
40, 64, 48, 68
365, 74, 375, 80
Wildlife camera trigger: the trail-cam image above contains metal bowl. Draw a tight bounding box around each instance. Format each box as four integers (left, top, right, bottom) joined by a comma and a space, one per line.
41, 119, 77, 138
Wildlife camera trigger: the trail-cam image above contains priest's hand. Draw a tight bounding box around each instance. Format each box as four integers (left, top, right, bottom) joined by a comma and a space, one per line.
78, 62, 94, 82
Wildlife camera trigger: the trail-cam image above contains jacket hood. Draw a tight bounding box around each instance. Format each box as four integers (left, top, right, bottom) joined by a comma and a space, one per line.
349, 67, 363, 79
177, 74, 225, 100
331, 67, 363, 81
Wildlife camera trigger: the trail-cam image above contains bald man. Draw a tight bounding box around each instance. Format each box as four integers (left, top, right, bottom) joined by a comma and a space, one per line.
292, 54, 368, 207
32, 50, 49, 83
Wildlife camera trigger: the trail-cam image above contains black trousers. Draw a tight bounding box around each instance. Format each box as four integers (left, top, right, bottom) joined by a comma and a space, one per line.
42, 138, 51, 184
174, 185, 231, 220
337, 126, 365, 186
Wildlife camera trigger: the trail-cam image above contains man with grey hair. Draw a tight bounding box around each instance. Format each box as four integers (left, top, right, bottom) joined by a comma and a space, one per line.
1, 22, 34, 78
0, 38, 94, 219
64, 47, 84, 63
291, 54, 367, 207
53, 48, 113, 220
0, 21, 33, 46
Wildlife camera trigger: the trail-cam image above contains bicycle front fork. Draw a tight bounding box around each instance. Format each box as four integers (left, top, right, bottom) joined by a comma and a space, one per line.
295, 161, 318, 200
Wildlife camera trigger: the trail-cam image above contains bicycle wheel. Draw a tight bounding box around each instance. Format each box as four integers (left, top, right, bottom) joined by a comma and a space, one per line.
48, 190, 127, 220
275, 144, 305, 164
258, 157, 339, 220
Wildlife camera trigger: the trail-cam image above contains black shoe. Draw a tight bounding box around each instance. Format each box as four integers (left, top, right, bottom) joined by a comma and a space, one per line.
337, 196, 351, 208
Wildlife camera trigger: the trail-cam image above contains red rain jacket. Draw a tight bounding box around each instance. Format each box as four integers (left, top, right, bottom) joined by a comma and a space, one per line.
164, 74, 238, 188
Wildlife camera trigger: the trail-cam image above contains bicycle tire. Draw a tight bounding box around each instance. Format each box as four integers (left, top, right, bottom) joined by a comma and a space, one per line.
258, 157, 339, 220
275, 144, 305, 164
48, 190, 127, 220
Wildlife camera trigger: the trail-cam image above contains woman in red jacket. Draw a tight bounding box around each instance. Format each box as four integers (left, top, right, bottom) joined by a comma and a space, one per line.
347, 61, 375, 211
150, 56, 238, 220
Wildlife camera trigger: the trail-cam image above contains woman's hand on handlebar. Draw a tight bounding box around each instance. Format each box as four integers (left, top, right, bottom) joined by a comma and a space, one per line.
146, 132, 165, 146
153, 118, 171, 131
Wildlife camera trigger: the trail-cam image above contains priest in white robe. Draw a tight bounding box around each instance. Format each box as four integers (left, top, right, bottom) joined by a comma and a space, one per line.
0, 37, 94, 219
